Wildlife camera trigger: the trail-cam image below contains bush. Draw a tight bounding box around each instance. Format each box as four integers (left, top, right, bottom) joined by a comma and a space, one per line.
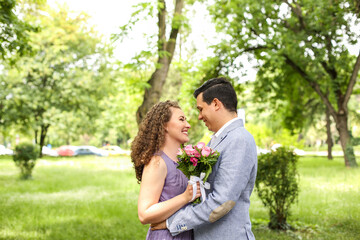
13, 142, 39, 180
352, 137, 360, 146
255, 146, 299, 230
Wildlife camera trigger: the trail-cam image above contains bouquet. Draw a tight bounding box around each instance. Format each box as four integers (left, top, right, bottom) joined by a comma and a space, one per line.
177, 142, 220, 203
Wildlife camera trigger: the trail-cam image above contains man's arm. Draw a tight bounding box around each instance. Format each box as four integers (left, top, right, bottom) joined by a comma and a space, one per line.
166, 133, 257, 236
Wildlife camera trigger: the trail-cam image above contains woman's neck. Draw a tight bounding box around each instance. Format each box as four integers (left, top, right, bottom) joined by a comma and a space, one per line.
161, 140, 181, 162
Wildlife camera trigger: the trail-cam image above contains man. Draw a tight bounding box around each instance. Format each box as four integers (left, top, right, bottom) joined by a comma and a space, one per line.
153, 77, 258, 239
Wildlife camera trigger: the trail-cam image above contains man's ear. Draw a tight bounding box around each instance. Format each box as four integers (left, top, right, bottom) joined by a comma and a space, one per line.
212, 98, 222, 111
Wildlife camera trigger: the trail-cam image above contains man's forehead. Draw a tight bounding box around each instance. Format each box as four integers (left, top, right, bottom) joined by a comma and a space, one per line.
196, 93, 203, 102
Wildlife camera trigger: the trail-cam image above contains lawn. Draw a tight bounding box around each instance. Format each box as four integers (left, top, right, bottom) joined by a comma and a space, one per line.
0, 155, 359, 240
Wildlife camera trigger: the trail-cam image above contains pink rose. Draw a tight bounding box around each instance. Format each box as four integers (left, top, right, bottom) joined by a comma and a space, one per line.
195, 142, 206, 150
194, 150, 201, 158
190, 157, 198, 166
176, 148, 183, 156
201, 146, 212, 157
184, 145, 196, 155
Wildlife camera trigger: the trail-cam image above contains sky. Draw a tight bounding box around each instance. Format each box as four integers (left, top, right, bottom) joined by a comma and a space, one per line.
47, 0, 218, 61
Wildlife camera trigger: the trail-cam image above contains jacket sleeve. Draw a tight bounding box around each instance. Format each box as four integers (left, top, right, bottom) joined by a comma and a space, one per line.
167, 133, 256, 236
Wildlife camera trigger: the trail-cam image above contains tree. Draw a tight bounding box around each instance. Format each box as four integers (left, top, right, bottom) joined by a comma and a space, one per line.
0, 0, 45, 60
114, 0, 186, 124
251, 60, 335, 159
4, 4, 114, 156
209, 0, 359, 167
0, 0, 45, 132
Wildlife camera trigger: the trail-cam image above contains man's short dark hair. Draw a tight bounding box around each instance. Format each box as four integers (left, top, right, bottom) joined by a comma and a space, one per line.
193, 77, 238, 113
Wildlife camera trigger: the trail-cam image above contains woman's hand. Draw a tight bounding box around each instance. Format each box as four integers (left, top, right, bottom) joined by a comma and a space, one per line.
151, 220, 166, 231
183, 181, 201, 202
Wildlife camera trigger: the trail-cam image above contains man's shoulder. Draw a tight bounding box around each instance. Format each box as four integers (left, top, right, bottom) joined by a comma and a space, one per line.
227, 124, 254, 141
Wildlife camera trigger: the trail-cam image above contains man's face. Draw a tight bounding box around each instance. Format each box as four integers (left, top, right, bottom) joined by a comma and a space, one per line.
196, 93, 216, 132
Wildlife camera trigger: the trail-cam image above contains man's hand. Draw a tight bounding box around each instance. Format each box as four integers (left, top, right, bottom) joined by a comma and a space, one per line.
150, 220, 167, 230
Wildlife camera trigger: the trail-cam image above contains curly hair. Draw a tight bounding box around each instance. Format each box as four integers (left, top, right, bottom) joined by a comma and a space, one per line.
131, 100, 180, 183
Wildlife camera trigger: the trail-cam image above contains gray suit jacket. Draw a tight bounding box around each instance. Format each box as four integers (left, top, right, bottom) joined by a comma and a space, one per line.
167, 119, 257, 240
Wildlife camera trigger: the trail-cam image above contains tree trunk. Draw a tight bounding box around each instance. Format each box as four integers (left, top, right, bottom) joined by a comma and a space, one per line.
39, 124, 49, 158
335, 114, 357, 167
34, 130, 38, 144
269, 210, 290, 230
136, 0, 185, 124
136, 63, 170, 124
325, 106, 333, 160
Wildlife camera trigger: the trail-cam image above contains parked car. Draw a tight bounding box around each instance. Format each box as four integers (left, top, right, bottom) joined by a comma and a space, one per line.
102, 145, 130, 156
74, 146, 108, 157
57, 145, 78, 156
42, 146, 59, 157
0, 145, 13, 155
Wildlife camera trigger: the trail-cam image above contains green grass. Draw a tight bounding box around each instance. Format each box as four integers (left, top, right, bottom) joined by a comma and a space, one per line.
250, 156, 360, 240
0, 156, 148, 240
0, 155, 359, 239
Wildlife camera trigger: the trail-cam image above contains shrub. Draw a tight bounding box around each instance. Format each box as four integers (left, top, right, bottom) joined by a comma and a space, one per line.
13, 142, 39, 179
255, 146, 299, 230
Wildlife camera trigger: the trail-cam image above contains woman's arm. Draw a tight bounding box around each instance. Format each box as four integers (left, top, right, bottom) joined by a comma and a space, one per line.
138, 156, 199, 224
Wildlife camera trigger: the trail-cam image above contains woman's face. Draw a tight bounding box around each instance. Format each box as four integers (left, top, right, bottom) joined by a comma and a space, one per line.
165, 107, 191, 145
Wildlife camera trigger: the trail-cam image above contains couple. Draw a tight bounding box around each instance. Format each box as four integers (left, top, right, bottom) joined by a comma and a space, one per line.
131, 78, 258, 240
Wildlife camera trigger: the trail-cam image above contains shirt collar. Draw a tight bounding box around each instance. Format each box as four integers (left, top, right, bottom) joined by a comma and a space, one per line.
213, 117, 239, 139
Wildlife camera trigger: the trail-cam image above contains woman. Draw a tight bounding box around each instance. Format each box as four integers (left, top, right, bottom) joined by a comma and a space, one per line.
131, 100, 200, 240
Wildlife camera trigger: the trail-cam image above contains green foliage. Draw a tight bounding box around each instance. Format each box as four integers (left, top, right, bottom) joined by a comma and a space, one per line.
256, 147, 300, 230
209, 0, 359, 166
246, 123, 304, 149
0, 0, 30, 59
2, 3, 114, 151
12, 142, 38, 179
353, 138, 360, 146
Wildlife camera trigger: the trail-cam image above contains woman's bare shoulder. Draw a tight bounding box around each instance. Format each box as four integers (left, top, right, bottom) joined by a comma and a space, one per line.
146, 154, 166, 170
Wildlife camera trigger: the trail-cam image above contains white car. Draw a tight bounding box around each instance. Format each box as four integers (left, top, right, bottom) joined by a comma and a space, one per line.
74, 146, 109, 157
0, 145, 13, 155
42, 146, 59, 157
102, 145, 130, 156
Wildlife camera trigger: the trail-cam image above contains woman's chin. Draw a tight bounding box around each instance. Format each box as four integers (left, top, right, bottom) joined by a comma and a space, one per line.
181, 138, 189, 144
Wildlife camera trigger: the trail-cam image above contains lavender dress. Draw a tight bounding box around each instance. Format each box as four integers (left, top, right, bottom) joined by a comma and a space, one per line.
146, 151, 194, 240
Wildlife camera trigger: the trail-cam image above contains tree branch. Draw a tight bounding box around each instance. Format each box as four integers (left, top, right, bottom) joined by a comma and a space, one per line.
241, 45, 269, 53
166, 0, 184, 62
282, 0, 306, 30
283, 54, 338, 120
343, 50, 360, 108
157, 0, 166, 53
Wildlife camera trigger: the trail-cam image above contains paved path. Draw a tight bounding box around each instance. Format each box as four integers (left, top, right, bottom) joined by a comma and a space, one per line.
304, 151, 360, 157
